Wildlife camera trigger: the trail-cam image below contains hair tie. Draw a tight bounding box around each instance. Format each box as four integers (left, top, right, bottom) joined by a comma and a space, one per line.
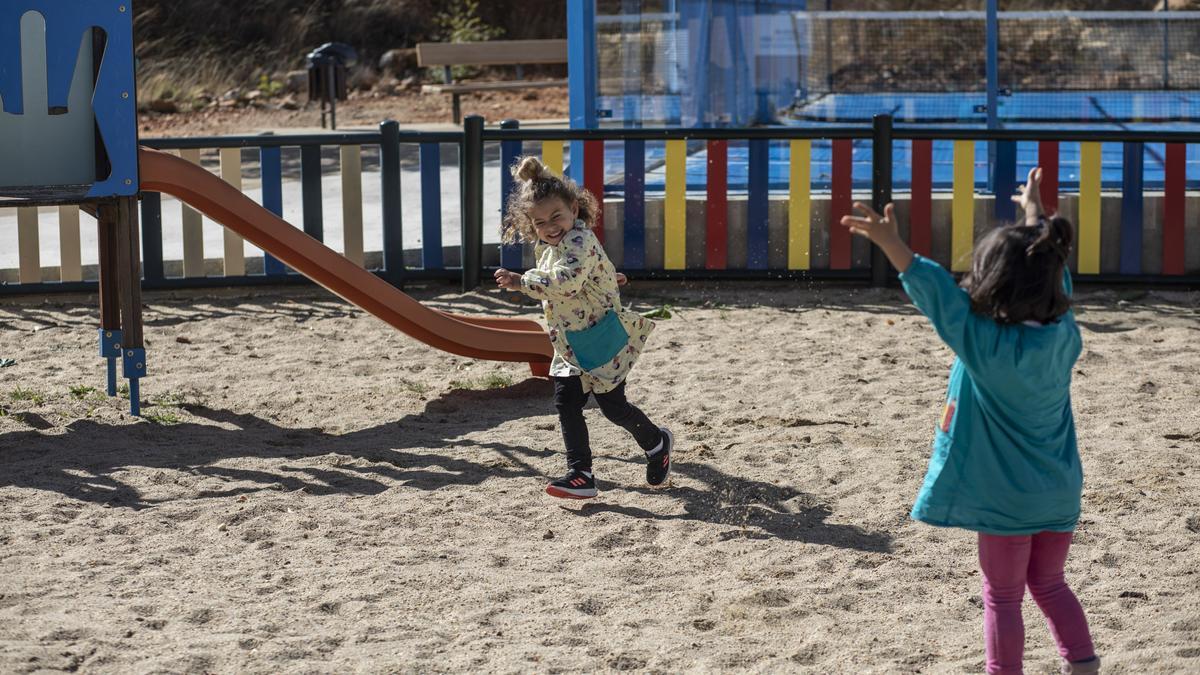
1025, 219, 1066, 261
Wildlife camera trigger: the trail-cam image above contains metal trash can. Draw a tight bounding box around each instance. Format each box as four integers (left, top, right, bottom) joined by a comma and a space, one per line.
306, 42, 358, 129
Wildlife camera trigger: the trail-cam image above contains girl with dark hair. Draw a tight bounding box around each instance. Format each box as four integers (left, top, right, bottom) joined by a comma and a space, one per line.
494, 156, 672, 500
841, 168, 1099, 675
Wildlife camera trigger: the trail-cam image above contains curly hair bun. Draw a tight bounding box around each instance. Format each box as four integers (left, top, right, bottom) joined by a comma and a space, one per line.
515, 156, 548, 182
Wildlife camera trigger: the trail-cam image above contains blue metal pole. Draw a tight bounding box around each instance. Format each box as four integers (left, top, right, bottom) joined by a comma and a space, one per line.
128, 377, 140, 417
621, 0, 641, 128
985, 0, 999, 191
694, 3, 713, 126
99, 329, 122, 396
568, 0, 597, 182
1163, 0, 1171, 90
107, 358, 117, 396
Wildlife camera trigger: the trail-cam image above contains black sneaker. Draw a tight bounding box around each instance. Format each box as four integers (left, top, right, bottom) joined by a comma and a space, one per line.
646, 427, 672, 486
545, 469, 597, 499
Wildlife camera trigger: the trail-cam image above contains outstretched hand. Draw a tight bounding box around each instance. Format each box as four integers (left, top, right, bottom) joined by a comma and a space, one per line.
841, 202, 900, 245
1012, 167, 1045, 224
839, 202, 914, 274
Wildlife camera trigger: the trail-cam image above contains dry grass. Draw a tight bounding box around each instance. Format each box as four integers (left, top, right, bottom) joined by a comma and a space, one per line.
132, 0, 565, 102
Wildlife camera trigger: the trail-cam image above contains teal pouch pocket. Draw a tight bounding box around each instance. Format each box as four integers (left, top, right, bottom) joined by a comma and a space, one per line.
565, 310, 629, 371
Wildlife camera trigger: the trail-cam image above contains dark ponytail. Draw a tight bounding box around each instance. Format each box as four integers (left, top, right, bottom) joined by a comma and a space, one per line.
962, 215, 1074, 324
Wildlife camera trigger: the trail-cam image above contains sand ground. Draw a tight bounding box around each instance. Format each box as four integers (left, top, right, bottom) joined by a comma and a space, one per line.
1, 280, 1198, 673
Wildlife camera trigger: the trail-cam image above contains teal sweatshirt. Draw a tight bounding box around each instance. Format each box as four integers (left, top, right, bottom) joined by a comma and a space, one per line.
900, 255, 1083, 535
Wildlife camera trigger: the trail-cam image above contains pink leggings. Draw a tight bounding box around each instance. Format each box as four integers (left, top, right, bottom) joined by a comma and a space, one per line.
978, 531, 1095, 674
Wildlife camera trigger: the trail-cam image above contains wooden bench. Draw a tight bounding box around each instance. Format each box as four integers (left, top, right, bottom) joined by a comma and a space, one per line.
416, 40, 567, 123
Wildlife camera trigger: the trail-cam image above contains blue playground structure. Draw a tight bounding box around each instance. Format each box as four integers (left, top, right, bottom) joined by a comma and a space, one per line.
1, 1, 144, 413
565, 1, 1200, 189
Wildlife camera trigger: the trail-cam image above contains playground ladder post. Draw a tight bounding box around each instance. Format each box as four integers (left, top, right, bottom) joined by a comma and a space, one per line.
114, 197, 146, 415
96, 203, 123, 397
96, 199, 146, 414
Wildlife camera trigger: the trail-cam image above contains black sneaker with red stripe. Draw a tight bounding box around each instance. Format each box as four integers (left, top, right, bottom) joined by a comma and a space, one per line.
646, 427, 673, 486
545, 469, 597, 499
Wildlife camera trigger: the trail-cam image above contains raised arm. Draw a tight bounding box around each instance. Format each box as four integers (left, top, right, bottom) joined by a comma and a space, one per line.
841, 202, 991, 369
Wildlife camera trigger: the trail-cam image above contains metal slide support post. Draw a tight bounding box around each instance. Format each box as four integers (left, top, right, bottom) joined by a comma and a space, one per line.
871, 114, 893, 287
380, 120, 404, 286
568, 0, 598, 182
96, 202, 122, 396
461, 115, 485, 291
985, 0, 999, 191
115, 197, 146, 416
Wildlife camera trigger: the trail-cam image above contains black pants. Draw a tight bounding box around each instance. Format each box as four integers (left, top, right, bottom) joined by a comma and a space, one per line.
553, 376, 663, 471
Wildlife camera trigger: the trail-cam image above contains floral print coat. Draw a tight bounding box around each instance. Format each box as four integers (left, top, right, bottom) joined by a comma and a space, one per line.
519, 221, 654, 393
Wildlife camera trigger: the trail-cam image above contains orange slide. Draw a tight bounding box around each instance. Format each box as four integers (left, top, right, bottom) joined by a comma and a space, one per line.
138, 147, 553, 375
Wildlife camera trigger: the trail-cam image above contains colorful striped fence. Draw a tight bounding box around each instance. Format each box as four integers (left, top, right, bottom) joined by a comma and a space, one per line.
900, 135, 1194, 279
496, 131, 1200, 279
1, 126, 466, 292
3, 120, 1199, 295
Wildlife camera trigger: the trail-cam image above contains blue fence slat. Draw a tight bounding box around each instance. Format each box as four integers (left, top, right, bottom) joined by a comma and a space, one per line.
500, 130, 523, 269
623, 139, 646, 269
993, 140, 1017, 223
259, 146, 287, 275
1120, 142, 1144, 275
746, 139, 769, 269
300, 144, 324, 242
140, 192, 164, 281
419, 143, 445, 269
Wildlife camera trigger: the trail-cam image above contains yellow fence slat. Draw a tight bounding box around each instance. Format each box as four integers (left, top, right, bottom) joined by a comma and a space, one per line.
17, 207, 40, 284
180, 149, 205, 277
219, 147, 246, 276
340, 145, 364, 266
788, 139, 811, 270
1078, 142, 1102, 275
664, 139, 686, 270
951, 140, 975, 272
542, 140, 563, 177
58, 206, 82, 282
